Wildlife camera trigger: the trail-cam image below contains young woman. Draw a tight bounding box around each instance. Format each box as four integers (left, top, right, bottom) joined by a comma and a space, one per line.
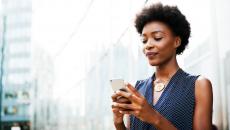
111, 3, 213, 130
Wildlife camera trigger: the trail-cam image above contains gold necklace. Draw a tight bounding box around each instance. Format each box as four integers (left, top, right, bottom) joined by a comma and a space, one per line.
154, 79, 168, 92
153, 68, 180, 92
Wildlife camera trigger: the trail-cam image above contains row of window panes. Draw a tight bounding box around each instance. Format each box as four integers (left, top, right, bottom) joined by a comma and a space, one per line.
8, 58, 31, 69
8, 42, 31, 54
3, 104, 30, 116
6, 37, 30, 45
6, 21, 31, 30
7, 73, 31, 85
6, 13, 31, 26
6, 22, 31, 31
4, 90, 30, 100
9, 52, 30, 58
3, 81, 31, 89
5, 28, 30, 40
3, 0, 31, 11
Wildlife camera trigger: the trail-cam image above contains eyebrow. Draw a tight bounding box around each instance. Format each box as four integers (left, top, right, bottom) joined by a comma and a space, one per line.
141, 30, 165, 36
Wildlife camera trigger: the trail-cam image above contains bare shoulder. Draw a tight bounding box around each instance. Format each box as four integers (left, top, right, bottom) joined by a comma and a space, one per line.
193, 77, 213, 129
195, 76, 212, 90
195, 76, 213, 100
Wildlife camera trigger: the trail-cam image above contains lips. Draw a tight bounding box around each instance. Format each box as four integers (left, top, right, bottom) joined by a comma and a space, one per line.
146, 52, 159, 58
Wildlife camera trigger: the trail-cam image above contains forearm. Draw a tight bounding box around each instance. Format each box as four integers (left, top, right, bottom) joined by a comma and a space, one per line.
114, 122, 127, 130
149, 109, 177, 130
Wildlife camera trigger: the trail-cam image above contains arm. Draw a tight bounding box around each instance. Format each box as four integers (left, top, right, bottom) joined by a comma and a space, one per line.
113, 83, 177, 130
114, 122, 126, 130
113, 115, 130, 130
193, 76, 213, 130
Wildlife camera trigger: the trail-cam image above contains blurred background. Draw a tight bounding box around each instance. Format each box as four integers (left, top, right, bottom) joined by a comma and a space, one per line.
0, 0, 229, 130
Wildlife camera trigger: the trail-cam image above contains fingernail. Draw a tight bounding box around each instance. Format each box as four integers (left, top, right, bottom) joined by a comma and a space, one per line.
119, 111, 123, 114
113, 102, 118, 106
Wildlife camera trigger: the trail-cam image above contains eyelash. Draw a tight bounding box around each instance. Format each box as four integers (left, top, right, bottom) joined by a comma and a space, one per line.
154, 37, 162, 41
142, 40, 147, 44
142, 37, 162, 44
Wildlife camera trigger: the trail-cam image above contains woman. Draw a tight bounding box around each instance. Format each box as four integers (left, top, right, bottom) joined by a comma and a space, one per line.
111, 3, 213, 130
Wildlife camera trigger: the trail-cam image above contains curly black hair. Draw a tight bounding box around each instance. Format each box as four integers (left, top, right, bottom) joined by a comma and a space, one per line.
135, 3, 190, 55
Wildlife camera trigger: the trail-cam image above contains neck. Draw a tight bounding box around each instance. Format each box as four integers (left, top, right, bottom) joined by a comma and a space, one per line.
155, 55, 180, 81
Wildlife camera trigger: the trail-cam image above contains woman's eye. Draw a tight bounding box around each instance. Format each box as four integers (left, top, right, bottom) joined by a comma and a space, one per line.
154, 37, 162, 41
142, 40, 147, 44
141, 37, 147, 44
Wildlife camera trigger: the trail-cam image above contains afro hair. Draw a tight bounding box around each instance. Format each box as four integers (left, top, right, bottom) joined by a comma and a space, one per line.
135, 3, 191, 55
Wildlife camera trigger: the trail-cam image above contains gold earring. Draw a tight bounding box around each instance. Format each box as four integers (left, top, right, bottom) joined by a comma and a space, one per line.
176, 41, 181, 47
142, 45, 147, 54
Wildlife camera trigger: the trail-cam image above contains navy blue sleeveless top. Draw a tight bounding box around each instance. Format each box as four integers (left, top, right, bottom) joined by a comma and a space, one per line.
130, 68, 199, 130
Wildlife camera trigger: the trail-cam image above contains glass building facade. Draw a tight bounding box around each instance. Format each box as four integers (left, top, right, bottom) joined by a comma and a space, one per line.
1, 0, 32, 129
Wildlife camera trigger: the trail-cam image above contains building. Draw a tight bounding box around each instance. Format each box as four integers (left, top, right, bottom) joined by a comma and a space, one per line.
0, 0, 32, 129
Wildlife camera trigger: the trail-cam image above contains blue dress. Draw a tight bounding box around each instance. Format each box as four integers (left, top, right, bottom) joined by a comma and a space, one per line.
130, 68, 199, 130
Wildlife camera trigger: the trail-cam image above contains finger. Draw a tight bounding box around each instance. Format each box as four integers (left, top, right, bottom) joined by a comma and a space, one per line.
116, 90, 140, 103
119, 110, 132, 115
112, 107, 128, 112
112, 108, 122, 114
113, 102, 140, 110
112, 93, 130, 103
119, 110, 137, 116
111, 102, 120, 108
119, 110, 142, 118
126, 83, 142, 97
116, 97, 131, 104
111, 93, 120, 101
112, 104, 128, 113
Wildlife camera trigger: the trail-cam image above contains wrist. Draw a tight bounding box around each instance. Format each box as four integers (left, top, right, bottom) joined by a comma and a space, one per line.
114, 121, 126, 129
149, 109, 161, 126
114, 120, 124, 125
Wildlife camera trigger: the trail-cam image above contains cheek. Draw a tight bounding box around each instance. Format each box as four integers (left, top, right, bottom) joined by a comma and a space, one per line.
157, 41, 175, 59
159, 39, 175, 53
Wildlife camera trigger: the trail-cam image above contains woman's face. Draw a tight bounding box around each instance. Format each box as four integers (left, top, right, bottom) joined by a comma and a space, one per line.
141, 21, 180, 66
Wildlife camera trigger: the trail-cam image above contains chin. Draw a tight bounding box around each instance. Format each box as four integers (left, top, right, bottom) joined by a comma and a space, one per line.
148, 60, 159, 66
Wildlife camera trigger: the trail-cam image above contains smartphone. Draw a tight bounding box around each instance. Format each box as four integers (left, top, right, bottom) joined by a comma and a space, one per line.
110, 79, 126, 92
110, 79, 131, 104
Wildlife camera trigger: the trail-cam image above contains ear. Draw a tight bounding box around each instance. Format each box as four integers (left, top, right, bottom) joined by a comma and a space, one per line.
174, 37, 181, 48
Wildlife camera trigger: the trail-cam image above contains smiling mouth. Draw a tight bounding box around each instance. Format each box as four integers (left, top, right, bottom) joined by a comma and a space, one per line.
146, 52, 159, 58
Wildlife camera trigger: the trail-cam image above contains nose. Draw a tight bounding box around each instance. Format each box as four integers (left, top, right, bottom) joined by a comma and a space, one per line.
145, 39, 155, 50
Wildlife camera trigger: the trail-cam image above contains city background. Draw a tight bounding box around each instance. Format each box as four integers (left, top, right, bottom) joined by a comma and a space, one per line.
0, 0, 230, 130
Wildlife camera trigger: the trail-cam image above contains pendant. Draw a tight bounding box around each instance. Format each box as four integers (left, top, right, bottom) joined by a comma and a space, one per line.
154, 82, 166, 92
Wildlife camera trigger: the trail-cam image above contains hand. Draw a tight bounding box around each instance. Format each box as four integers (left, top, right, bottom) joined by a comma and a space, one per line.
111, 92, 131, 124
113, 83, 156, 124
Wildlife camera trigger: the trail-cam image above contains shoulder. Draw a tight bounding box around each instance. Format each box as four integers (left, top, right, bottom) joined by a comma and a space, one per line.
194, 76, 213, 101
195, 76, 212, 92
193, 76, 213, 129
181, 70, 210, 87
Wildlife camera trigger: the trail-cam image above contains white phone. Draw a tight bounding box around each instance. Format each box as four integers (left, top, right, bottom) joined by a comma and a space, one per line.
110, 79, 126, 92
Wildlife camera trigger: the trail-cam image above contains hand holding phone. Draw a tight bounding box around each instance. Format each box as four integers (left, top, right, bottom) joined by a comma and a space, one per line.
110, 79, 131, 104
